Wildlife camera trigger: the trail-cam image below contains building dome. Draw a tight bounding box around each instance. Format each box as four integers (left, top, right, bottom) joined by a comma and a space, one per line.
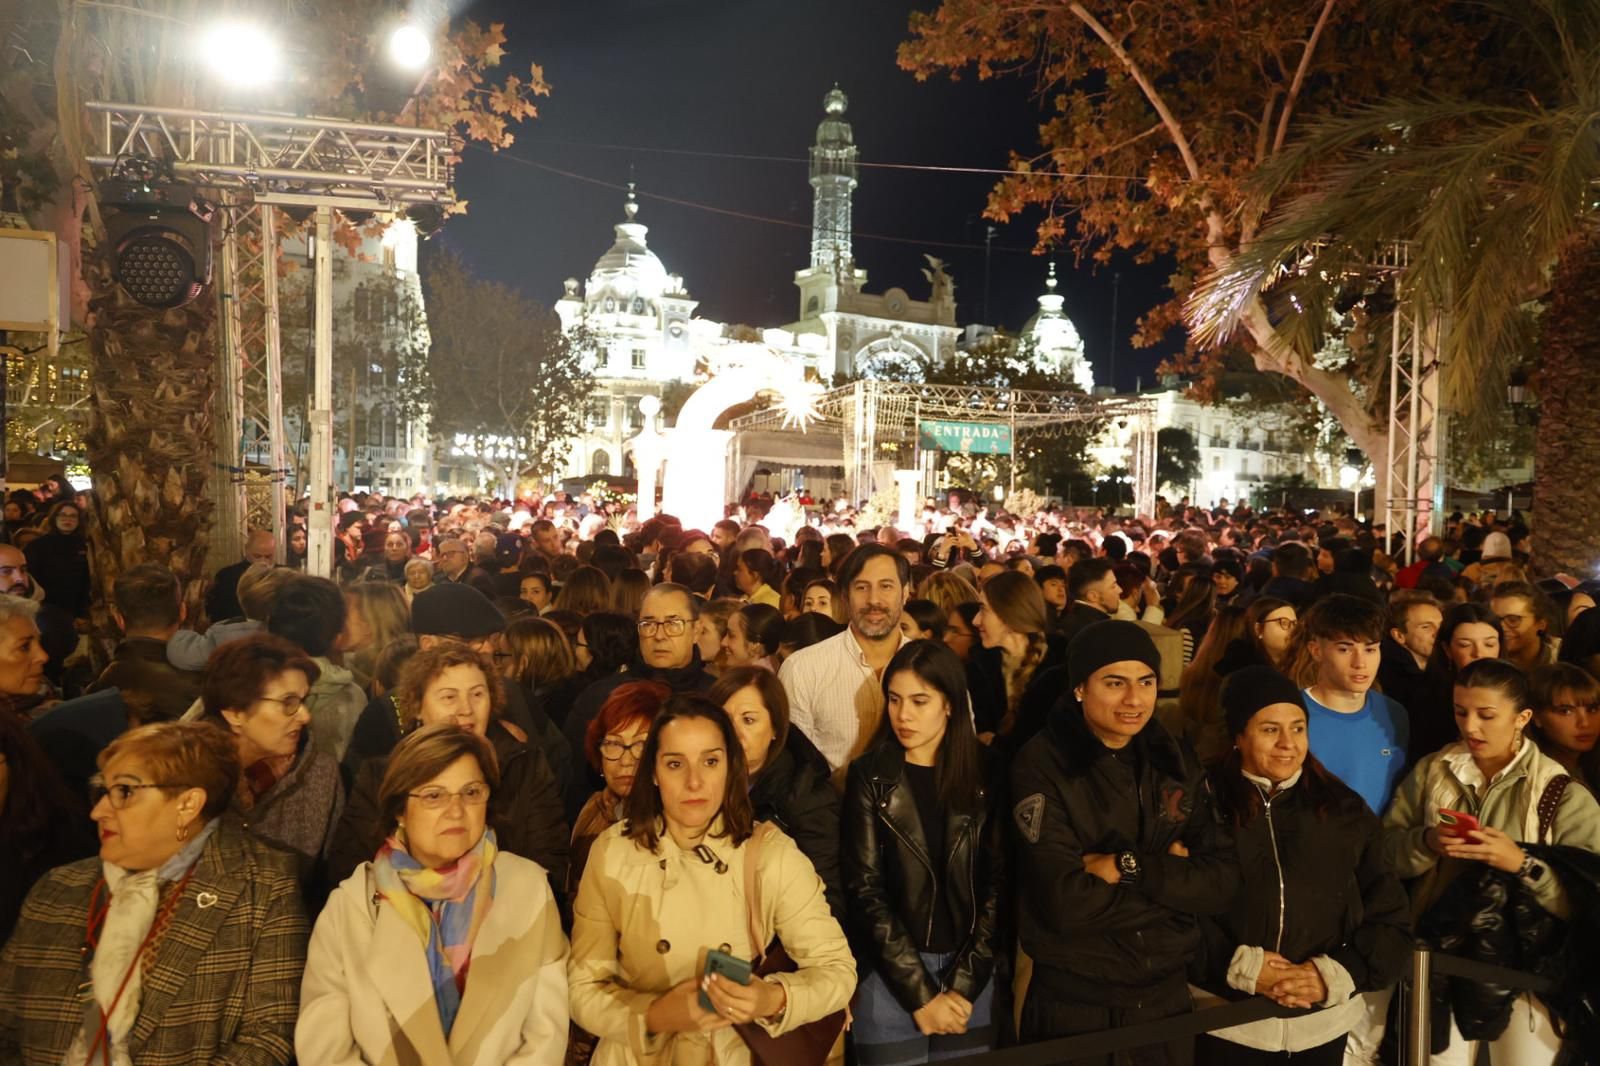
586, 186, 679, 305
1024, 263, 1094, 393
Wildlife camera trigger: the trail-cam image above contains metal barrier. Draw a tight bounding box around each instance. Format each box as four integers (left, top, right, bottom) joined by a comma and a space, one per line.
1403, 945, 1558, 1065
933, 947, 1556, 1066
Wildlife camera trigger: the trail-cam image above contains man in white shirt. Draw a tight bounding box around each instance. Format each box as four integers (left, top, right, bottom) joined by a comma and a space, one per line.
779, 544, 909, 776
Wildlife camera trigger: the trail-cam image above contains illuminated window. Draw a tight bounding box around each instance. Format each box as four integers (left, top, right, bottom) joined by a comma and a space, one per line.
631, 348, 647, 370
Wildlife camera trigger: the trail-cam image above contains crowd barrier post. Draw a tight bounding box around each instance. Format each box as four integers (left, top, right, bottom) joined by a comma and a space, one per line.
1407, 945, 1433, 1066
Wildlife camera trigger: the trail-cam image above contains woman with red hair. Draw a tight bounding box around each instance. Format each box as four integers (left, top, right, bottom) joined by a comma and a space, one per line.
569, 680, 670, 895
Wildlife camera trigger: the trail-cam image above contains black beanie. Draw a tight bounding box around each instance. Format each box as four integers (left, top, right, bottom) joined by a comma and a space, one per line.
1067, 620, 1161, 688
1221, 664, 1306, 738
411, 582, 506, 639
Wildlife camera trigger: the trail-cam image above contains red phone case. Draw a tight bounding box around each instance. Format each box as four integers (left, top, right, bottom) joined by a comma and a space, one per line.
1438, 808, 1482, 835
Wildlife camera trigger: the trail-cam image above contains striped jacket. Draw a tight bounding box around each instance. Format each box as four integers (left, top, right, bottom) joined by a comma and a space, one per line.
0, 818, 308, 1066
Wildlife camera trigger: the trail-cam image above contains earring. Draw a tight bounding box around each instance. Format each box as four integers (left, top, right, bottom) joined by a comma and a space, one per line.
175, 821, 190, 843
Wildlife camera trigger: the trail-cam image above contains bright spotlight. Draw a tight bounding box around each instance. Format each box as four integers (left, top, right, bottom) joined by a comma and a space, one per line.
199, 22, 280, 87
389, 25, 432, 71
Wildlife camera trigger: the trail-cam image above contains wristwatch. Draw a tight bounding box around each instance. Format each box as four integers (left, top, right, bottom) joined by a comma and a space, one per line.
1517, 853, 1546, 882
1116, 850, 1142, 885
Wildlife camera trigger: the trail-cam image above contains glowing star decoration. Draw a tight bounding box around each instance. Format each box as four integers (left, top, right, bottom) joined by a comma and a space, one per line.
774, 376, 824, 431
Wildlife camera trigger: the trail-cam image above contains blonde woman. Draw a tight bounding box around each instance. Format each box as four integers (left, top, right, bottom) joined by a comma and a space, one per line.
341, 582, 411, 691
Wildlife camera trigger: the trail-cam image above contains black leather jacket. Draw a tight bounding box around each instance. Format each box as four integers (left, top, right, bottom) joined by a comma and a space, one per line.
842, 744, 1004, 1013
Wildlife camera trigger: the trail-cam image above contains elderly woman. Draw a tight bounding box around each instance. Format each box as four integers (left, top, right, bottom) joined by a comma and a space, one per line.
200, 634, 345, 881
0, 593, 51, 718
0, 721, 306, 1065
569, 695, 856, 1066
403, 557, 434, 606
328, 641, 568, 892
709, 666, 845, 929
298, 724, 568, 1066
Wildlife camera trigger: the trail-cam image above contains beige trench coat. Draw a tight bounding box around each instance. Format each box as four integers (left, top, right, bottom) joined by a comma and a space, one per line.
568, 820, 855, 1066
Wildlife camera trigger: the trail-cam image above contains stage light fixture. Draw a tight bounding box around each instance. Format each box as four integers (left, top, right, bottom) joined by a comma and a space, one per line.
101, 177, 215, 309
389, 25, 432, 71
199, 21, 281, 87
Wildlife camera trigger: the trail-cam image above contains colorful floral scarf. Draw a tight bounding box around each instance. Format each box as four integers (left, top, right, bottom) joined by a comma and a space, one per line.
373, 828, 498, 1037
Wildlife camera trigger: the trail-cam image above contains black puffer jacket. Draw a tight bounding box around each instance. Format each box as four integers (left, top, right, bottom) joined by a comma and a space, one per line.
1197, 771, 1411, 998
1010, 698, 1238, 999
750, 728, 847, 929
1417, 844, 1600, 1058
843, 743, 1004, 1012
326, 720, 569, 894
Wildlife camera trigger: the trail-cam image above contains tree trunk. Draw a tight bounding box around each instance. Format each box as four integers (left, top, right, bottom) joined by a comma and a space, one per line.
1531, 227, 1600, 577
83, 250, 219, 631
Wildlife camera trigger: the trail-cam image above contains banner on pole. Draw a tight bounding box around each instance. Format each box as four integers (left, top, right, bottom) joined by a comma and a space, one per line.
917, 420, 1013, 455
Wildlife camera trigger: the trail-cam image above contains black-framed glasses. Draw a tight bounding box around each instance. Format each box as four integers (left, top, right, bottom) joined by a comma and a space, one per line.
407, 782, 491, 809
89, 774, 189, 810
257, 693, 307, 718
638, 618, 689, 637
599, 738, 647, 762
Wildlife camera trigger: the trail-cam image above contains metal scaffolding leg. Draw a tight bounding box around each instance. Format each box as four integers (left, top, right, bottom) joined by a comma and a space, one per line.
1383, 299, 1442, 565
1132, 411, 1158, 518
218, 199, 288, 565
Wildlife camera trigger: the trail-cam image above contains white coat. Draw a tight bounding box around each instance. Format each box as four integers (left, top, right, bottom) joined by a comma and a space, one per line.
297, 851, 569, 1066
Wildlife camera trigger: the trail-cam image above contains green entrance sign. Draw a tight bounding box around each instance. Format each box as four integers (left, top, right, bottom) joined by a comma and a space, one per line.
918, 420, 1013, 455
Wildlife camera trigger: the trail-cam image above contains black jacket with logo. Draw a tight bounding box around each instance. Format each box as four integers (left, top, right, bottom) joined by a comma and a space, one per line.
1009, 699, 1238, 1000
843, 743, 1005, 1012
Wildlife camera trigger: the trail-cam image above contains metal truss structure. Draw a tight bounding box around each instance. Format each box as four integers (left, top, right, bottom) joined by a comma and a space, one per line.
1347, 243, 1442, 565
729, 379, 1161, 516
87, 102, 455, 575
86, 103, 453, 211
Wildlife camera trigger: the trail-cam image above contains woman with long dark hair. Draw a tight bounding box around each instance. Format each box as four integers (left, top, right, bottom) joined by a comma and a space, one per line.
1411, 603, 1504, 761
0, 710, 94, 941
1196, 666, 1410, 1065
568, 695, 855, 1066
843, 640, 1002, 1062
1382, 659, 1600, 1065
24, 499, 90, 619
969, 570, 1067, 749
710, 665, 845, 926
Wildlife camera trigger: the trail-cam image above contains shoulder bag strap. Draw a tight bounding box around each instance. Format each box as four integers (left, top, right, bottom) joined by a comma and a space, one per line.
1537, 774, 1572, 844
743, 823, 769, 964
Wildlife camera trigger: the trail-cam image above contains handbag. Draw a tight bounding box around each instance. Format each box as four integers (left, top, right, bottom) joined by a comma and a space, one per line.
733, 823, 848, 1066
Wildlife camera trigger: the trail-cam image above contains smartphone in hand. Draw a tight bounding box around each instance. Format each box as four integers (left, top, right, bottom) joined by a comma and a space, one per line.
1438, 808, 1483, 837
697, 949, 753, 1013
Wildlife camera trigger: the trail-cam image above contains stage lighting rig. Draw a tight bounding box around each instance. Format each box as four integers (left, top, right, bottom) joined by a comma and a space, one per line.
100, 164, 216, 308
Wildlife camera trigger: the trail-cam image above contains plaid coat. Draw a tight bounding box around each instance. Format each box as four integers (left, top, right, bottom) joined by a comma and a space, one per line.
0, 819, 308, 1066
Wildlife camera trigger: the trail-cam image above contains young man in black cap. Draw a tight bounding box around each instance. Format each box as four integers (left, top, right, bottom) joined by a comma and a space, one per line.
1010, 619, 1239, 1063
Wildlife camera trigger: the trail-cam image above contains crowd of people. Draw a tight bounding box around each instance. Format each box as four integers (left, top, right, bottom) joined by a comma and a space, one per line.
2, 484, 1599, 1066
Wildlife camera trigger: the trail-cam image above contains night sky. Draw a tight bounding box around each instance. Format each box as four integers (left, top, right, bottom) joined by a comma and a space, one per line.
444, 0, 1177, 392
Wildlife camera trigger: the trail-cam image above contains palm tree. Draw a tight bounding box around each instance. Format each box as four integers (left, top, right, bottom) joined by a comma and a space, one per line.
1187, 0, 1600, 574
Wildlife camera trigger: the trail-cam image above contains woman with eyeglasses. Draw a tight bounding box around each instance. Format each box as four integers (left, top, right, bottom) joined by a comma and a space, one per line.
300, 724, 569, 1066
1529, 662, 1600, 794
568, 695, 855, 1066
327, 641, 569, 895
565, 682, 670, 1066
0, 721, 307, 1065
200, 634, 344, 885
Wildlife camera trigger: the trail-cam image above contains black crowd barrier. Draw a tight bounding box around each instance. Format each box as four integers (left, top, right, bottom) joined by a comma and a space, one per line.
930, 946, 1555, 1066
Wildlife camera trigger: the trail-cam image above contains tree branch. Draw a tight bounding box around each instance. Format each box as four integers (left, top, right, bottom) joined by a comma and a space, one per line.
1272, 0, 1338, 155
1066, 3, 1203, 184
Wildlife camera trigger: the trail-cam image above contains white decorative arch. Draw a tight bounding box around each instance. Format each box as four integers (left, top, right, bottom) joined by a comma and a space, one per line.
641, 343, 819, 529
